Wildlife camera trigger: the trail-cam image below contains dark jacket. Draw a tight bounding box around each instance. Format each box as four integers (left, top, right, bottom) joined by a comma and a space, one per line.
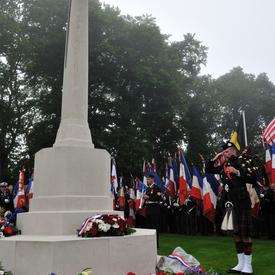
206, 155, 254, 212
0, 189, 14, 212
145, 183, 162, 203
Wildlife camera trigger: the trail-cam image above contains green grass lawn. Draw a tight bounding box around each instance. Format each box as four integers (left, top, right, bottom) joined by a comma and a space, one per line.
158, 234, 275, 275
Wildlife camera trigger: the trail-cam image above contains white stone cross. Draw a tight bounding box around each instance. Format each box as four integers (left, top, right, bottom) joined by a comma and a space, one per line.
54, 0, 94, 148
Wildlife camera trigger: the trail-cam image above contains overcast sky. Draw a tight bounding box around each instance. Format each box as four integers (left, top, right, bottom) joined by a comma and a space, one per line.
101, 0, 275, 83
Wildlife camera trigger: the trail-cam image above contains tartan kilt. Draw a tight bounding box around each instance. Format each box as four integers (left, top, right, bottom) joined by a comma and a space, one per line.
234, 209, 253, 238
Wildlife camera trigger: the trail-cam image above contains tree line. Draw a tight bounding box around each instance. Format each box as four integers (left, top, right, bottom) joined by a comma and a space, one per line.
0, 0, 274, 182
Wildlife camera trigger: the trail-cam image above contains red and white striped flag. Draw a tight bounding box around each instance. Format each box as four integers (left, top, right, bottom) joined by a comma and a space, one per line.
262, 118, 275, 146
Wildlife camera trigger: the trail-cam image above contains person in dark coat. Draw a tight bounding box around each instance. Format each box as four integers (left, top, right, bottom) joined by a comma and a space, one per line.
206, 141, 255, 275
260, 184, 275, 239
0, 182, 14, 213
143, 174, 162, 248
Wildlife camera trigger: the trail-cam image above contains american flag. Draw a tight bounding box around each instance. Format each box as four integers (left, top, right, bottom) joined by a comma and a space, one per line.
262, 118, 275, 145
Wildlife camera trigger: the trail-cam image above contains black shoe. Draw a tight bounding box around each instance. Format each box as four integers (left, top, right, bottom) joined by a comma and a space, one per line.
227, 269, 241, 273
240, 272, 253, 275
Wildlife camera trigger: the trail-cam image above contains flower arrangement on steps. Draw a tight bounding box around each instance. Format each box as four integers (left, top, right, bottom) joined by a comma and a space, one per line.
77, 214, 135, 238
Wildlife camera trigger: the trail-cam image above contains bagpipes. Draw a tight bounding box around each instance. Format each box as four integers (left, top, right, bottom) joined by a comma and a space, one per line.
212, 146, 264, 184
237, 146, 264, 186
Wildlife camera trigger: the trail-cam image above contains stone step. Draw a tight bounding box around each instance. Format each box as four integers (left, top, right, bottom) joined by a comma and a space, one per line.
17, 210, 123, 235
0, 229, 157, 275
29, 195, 113, 211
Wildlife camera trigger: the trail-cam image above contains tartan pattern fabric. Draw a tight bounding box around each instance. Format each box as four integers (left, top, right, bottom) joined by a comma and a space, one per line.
234, 209, 253, 238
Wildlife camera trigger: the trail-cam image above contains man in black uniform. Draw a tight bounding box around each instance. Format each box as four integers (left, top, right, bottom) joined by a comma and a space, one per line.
206, 141, 254, 275
144, 174, 162, 248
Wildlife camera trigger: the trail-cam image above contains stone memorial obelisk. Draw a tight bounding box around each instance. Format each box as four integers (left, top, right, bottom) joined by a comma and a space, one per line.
0, 1, 157, 274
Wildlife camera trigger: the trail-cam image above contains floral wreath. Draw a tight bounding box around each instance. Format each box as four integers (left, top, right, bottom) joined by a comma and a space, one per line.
77, 214, 135, 238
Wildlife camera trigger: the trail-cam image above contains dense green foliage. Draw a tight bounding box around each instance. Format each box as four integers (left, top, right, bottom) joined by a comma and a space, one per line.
159, 234, 275, 274
0, 0, 275, 182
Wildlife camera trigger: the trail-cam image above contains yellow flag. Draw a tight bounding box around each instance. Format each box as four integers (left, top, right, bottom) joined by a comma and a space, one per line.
230, 131, 241, 151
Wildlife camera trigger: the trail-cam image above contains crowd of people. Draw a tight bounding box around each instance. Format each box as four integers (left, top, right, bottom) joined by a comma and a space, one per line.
0, 180, 29, 236
1, 140, 274, 273
115, 140, 274, 274
119, 177, 275, 239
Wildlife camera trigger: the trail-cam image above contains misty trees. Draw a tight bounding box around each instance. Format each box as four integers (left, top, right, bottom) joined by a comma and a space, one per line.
0, 0, 208, 179
214, 67, 275, 147
88, 8, 207, 175
0, 0, 274, 181
185, 67, 275, 166
0, 0, 37, 180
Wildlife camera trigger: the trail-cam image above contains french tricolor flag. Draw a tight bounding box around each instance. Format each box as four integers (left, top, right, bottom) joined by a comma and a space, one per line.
118, 177, 125, 210
272, 144, 275, 191
14, 170, 26, 209
143, 161, 148, 186
26, 174, 34, 200
202, 175, 217, 222
111, 159, 118, 209
264, 143, 272, 184
178, 149, 190, 205
168, 166, 177, 199
135, 178, 147, 209
164, 163, 170, 187
111, 159, 118, 194
190, 167, 203, 201
127, 187, 136, 226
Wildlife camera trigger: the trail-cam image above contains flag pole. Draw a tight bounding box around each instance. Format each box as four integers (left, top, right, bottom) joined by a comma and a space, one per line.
242, 111, 248, 146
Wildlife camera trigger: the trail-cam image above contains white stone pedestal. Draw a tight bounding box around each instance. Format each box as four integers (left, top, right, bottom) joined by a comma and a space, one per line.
17, 146, 118, 235
0, 229, 157, 275
0, 1, 158, 273
2, 146, 158, 275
